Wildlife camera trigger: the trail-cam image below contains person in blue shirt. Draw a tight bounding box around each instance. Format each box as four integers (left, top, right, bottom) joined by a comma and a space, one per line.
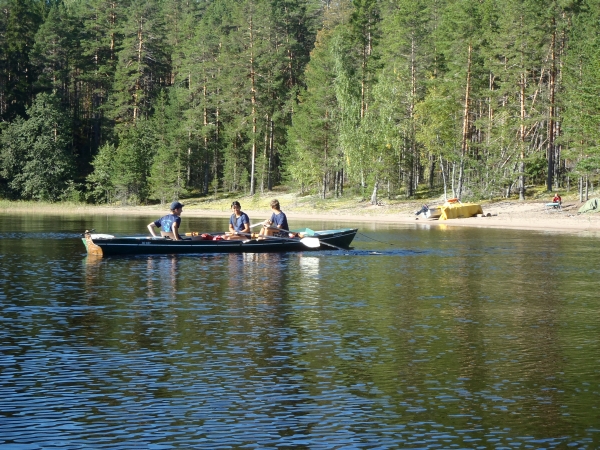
259, 199, 290, 238
226, 201, 250, 239
147, 201, 184, 240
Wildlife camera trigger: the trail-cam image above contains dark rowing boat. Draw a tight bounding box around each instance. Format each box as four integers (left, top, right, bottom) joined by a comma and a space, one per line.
82, 228, 357, 256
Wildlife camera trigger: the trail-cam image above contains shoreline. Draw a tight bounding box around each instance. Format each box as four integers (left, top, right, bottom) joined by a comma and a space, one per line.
5, 199, 600, 235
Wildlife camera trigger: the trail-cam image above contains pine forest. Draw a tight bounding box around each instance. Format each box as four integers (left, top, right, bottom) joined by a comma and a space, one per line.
1, 0, 599, 205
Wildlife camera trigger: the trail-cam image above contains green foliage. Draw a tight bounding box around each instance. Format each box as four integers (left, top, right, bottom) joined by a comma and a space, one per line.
110, 0, 169, 125
331, 28, 362, 183
60, 180, 85, 203
0, 93, 75, 201
86, 143, 116, 203
364, 70, 410, 187
286, 28, 340, 193
149, 144, 183, 204
525, 155, 548, 185
561, 0, 600, 179
415, 85, 461, 161
111, 122, 156, 204
147, 91, 187, 204
87, 121, 157, 206
73, 0, 127, 155
2, 0, 600, 204
30, 4, 77, 95
0, 0, 44, 121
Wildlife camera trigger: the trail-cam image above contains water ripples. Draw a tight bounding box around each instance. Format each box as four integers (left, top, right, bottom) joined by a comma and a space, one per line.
2, 221, 600, 448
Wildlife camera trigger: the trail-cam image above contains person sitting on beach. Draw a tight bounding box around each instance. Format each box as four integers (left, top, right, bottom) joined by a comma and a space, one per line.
259, 199, 290, 238
415, 204, 429, 216
552, 193, 562, 205
147, 201, 184, 240
226, 201, 250, 239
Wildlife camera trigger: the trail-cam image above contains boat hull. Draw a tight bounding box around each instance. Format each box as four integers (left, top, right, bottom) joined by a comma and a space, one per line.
83, 228, 357, 256
425, 207, 441, 219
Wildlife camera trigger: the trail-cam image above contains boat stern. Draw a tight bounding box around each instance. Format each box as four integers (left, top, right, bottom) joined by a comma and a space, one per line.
82, 231, 104, 256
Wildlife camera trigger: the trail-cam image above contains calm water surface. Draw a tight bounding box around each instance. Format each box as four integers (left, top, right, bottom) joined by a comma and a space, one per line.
1, 213, 599, 449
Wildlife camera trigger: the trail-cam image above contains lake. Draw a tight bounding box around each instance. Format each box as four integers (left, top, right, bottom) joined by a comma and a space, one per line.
1, 213, 599, 449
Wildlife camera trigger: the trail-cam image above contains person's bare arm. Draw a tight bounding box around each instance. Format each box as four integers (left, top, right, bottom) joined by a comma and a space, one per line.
172, 221, 181, 240
147, 222, 157, 237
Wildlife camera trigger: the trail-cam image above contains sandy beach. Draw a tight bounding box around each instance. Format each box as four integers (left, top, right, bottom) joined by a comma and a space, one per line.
361, 199, 600, 234
263, 199, 600, 234
7, 196, 600, 235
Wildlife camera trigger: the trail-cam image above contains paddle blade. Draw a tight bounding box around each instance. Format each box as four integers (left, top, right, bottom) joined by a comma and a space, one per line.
90, 234, 114, 240
300, 237, 320, 248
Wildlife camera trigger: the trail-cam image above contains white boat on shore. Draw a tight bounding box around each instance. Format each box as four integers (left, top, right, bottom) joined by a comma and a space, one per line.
425, 207, 441, 219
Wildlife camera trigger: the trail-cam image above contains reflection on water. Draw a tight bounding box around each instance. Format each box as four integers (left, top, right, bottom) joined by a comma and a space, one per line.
1, 215, 600, 448
299, 255, 320, 296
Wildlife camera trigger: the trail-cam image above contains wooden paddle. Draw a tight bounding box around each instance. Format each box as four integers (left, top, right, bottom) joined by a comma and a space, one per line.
239, 232, 321, 248
265, 226, 346, 250
250, 221, 267, 229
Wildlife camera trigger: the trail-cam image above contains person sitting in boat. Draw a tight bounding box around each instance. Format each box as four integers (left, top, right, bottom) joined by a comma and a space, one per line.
147, 201, 184, 240
258, 199, 290, 238
552, 192, 562, 206
226, 201, 250, 239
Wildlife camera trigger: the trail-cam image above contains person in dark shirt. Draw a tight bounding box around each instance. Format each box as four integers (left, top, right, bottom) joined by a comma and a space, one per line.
147, 201, 184, 240
259, 199, 290, 238
226, 201, 250, 239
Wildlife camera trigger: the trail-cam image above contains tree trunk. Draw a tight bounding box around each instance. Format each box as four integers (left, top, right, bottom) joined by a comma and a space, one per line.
134, 16, 144, 122
519, 69, 526, 201
370, 180, 378, 205
410, 34, 417, 198
249, 15, 257, 195
451, 161, 456, 198
334, 171, 339, 198
546, 21, 556, 191
267, 117, 274, 191
457, 43, 472, 201
440, 155, 448, 200
110, 2, 116, 62
428, 153, 435, 190
213, 104, 220, 197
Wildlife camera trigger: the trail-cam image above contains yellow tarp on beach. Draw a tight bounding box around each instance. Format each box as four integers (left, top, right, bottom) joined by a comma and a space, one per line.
439, 203, 483, 220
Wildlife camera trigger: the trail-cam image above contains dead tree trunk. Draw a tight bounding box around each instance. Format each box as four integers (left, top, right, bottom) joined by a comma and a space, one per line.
456, 43, 472, 200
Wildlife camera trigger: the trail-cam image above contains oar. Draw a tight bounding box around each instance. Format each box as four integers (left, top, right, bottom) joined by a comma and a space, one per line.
309, 239, 345, 251
250, 221, 267, 229
239, 232, 321, 249
264, 227, 346, 251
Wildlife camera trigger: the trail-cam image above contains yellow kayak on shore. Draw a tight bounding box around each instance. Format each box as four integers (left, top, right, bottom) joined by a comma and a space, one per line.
439, 202, 483, 220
